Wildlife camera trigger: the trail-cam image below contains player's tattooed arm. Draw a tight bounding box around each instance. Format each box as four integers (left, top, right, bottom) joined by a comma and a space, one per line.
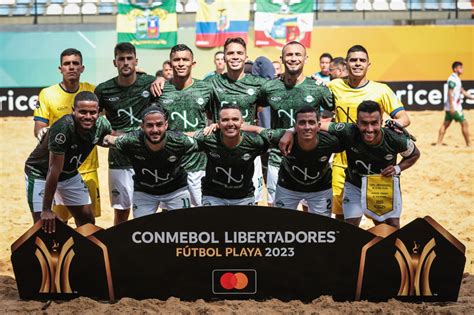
41, 153, 65, 233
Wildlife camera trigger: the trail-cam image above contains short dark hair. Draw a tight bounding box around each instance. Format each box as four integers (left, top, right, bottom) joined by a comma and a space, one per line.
224, 37, 247, 53
219, 103, 241, 113
452, 61, 462, 70
282, 41, 306, 56
331, 57, 345, 66
170, 44, 194, 59
346, 45, 369, 60
357, 100, 381, 117
114, 42, 136, 58
155, 70, 164, 78
295, 105, 320, 122
320, 53, 333, 61
60, 48, 83, 65
143, 104, 168, 120
215, 51, 224, 57
162, 60, 171, 67
73, 91, 98, 108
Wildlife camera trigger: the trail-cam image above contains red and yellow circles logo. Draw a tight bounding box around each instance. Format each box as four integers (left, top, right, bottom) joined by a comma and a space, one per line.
219, 272, 249, 290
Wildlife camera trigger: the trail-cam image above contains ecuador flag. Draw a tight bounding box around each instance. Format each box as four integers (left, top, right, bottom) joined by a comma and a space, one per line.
254, 0, 313, 48
195, 0, 250, 48
117, 1, 177, 49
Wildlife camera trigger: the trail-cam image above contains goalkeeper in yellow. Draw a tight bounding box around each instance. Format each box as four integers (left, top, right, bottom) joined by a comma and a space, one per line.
327, 45, 411, 221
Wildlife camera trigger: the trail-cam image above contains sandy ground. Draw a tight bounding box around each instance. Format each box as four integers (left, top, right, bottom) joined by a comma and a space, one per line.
0, 110, 473, 313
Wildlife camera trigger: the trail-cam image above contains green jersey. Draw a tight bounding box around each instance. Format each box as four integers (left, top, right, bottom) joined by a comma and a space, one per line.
194, 128, 279, 199
95, 73, 156, 168
114, 130, 198, 195
328, 122, 413, 188
205, 73, 267, 124
25, 115, 111, 181
155, 79, 213, 172
278, 131, 344, 192
260, 77, 334, 166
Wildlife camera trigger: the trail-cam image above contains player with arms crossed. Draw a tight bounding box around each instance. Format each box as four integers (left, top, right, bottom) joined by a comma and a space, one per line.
328, 45, 410, 221
154, 44, 214, 206
33, 48, 101, 223
25, 92, 112, 233
103, 106, 198, 217
95, 42, 157, 225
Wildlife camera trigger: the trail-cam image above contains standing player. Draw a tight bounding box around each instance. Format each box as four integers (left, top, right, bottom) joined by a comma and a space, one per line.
327, 45, 410, 221
437, 61, 473, 147
259, 41, 334, 206
162, 60, 174, 81
195, 104, 278, 206
272, 60, 283, 78
155, 44, 213, 206
95, 42, 157, 225
204, 51, 225, 79
313, 53, 333, 83
329, 57, 348, 80
324, 101, 419, 228
205, 37, 268, 203
33, 48, 101, 222
25, 92, 111, 232
103, 106, 198, 217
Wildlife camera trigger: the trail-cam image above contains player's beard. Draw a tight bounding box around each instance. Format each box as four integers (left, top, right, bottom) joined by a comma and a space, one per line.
146, 132, 165, 145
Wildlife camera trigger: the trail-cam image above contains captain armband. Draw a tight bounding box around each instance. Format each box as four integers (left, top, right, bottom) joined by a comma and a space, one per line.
400, 139, 415, 157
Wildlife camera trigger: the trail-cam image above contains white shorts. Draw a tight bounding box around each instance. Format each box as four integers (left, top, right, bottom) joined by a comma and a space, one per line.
133, 187, 191, 218
266, 164, 279, 204
275, 185, 332, 217
187, 170, 205, 206
109, 168, 134, 210
252, 156, 265, 202
343, 180, 402, 220
202, 195, 256, 206
25, 173, 91, 212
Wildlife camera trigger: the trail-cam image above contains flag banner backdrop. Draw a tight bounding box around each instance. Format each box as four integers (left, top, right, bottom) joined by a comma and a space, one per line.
254, 0, 313, 48
117, 1, 177, 49
195, 0, 250, 48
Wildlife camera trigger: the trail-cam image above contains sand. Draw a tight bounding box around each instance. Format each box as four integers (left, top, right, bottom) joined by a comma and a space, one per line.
0, 110, 473, 313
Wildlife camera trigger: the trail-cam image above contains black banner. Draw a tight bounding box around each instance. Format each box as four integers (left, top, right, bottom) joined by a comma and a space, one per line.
0, 88, 42, 117
11, 206, 465, 302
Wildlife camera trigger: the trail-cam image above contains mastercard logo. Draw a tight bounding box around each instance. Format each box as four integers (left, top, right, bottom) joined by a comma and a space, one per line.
212, 269, 257, 294
220, 272, 248, 290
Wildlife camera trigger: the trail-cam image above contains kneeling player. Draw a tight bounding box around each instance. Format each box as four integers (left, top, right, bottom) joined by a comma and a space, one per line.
24, 92, 112, 233
104, 106, 198, 218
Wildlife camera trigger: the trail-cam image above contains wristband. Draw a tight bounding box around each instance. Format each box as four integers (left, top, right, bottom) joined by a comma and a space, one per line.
394, 165, 401, 175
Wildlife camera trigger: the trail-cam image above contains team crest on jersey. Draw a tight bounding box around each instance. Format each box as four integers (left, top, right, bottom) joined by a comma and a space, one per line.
275, 201, 284, 208
247, 88, 255, 96
142, 91, 150, 98
210, 152, 220, 159
162, 99, 173, 104
305, 95, 314, 103
385, 154, 394, 160
270, 96, 281, 102
134, 155, 146, 160
319, 156, 328, 162
35, 100, 40, 109
196, 97, 205, 105
55, 133, 66, 144
168, 155, 177, 162
107, 96, 120, 102
334, 123, 345, 131
350, 147, 359, 153
242, 153, 251, 161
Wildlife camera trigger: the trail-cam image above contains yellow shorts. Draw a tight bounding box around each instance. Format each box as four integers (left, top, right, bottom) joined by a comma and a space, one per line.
331, 165, 346, 216
53, 170, 101, 220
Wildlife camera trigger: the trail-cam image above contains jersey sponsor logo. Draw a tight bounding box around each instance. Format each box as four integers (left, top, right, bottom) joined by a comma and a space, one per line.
161, 98, 174, 104
215, 167, 244, 184
242, 153, 251, 161
384, 154, 394, 160
196, 98, 205, 105
70, 144, 78, 149
141, 168, 170, 183
319, 156, 328, 162
210, 152, 220, 159
247, 88, 255, 96
70, 154, 84, 168
107, 96, 120, 102
334, 123, 345, 131
170, 110, 199, 129
134, 155, 146, 160
305, 95, 314, 103
270, 96, 281, 102
55, 133, 66, 144
118, 108, 142, 125
168, 155, 177, 162
350, 147, 360, 153
277, 109, 295, 126
291, 166, 320, 181
142, 91, 150, 98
